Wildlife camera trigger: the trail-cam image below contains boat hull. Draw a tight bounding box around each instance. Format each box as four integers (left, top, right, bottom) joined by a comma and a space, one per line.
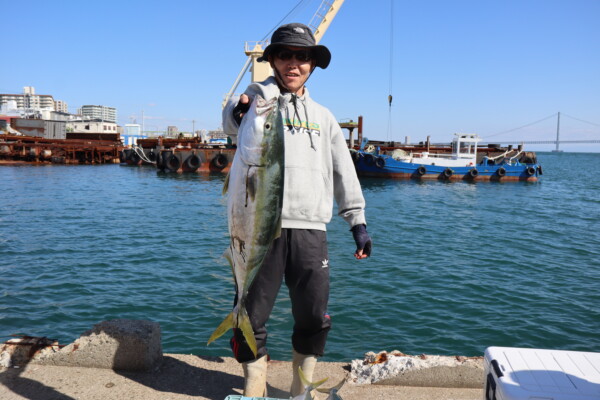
353, 152, 541, 182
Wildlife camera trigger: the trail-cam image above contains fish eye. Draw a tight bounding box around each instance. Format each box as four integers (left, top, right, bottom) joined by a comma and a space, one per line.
265, 123, 271, 130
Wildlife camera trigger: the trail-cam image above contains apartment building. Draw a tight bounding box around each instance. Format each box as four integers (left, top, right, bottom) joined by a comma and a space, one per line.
78, 105, 117, 123
0, 86, 67, 112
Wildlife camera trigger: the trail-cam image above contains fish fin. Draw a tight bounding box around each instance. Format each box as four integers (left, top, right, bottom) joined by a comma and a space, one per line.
223, 246, 232, 264
299, 367, 329, 389
207, 311, 234, 346
222, 172, 230, 195
238, 306, 258, 357
316, 378, 345, 393
223, 246, 236, 281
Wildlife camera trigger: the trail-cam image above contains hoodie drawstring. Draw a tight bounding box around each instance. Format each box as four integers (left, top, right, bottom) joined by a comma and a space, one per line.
288, 93, 315, 151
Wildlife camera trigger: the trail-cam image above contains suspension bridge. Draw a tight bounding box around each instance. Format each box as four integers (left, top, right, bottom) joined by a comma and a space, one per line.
482, 112, 600, 152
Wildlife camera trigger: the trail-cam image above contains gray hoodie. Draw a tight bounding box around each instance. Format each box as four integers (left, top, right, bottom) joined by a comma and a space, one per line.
223, 77, 366, 231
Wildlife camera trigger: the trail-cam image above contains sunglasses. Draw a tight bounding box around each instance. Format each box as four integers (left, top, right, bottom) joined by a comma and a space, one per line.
275, 49, 313, 63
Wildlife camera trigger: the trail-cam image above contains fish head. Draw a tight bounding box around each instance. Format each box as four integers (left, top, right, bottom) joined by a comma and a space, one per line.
237, 95, 281, 166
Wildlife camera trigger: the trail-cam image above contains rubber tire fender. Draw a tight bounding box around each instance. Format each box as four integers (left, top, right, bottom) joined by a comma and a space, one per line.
129, 151, 140, 164
185, 154, 201, 171
497, 167, 506, 177
166, 154, 181, 172
211, 153, 229, 170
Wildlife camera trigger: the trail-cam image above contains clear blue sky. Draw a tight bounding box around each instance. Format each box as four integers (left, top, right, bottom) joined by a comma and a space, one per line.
3, 0, 599, 152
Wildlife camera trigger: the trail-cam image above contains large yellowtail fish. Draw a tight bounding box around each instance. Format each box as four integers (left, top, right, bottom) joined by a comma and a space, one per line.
207, 95, 285, 356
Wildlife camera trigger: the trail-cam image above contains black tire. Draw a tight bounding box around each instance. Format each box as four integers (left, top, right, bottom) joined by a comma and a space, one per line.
166, 154, 181, 172
129, 152, 140, 164
185, 154, 201, 171
211, 154, 229, 170
497, 167, 506, 177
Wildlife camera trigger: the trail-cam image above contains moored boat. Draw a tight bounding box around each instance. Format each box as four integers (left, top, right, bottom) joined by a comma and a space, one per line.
352, 134, 542, 181
122, 137, 235, 173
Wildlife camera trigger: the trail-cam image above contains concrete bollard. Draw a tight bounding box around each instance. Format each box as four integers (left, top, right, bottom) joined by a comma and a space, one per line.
32, 319, 163, 371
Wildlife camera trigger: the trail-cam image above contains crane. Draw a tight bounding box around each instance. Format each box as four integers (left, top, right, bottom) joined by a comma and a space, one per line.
222, 0, 345, 108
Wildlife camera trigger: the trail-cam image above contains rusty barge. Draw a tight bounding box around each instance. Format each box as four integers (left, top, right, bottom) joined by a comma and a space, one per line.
122, 137, 235, 173
0, 134, 123, 165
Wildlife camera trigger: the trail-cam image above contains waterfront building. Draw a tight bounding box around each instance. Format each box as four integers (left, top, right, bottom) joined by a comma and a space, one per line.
11, 118, 66, 139
167, 126, 178, 136
0, 87, 55, 110
55, 100, 68, 113
68, 119, 119, 134
0, 100, 20, 116
122, 124, 146, 146
0, 87, 68, 114
78, 105, 117, 123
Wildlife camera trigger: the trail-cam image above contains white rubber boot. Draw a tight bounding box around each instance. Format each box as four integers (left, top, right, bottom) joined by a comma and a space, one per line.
242, 355, 268, 397
290, 350, 318, 397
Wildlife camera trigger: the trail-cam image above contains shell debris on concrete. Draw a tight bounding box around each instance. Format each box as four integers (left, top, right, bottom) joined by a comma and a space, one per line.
350, 350, 484, 388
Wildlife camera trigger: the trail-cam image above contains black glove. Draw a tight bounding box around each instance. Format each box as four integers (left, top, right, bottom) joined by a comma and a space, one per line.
351, 224, 372, 258
232, 98, 251, 125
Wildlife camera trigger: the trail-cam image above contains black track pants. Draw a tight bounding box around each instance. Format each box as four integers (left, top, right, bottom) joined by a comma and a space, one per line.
230, 228, 331, 363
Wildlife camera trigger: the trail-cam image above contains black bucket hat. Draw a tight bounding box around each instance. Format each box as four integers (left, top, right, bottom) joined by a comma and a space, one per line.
257, 23, 331, 69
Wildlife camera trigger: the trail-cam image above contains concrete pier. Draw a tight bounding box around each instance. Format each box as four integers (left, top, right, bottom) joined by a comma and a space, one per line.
1, 354, 483, 400
0, 320, 484, 399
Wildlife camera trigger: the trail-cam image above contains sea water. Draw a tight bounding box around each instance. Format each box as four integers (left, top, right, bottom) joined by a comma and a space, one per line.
1, 152, 599, 361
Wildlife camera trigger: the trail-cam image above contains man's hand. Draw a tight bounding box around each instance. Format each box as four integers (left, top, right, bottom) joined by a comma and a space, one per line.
351, 224, 372, 259
232, 94, 251, 125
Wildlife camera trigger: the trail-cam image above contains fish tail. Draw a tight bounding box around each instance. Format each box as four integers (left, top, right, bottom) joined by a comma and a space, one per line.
316, 378, 345, 394
207, 305, 258, 358
299, 367, 328, 390
207, 311, 234, 346
238, 305, 258, 357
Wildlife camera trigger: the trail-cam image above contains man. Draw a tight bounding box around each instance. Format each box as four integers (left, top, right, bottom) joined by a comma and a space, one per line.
222, 23, 372, 397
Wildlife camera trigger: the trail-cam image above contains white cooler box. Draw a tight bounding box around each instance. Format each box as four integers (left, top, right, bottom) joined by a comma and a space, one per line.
484, 346, 600, 400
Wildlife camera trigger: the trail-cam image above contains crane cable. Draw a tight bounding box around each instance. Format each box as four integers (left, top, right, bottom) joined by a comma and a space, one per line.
386, 0, 394, 142
262, 0, 310, 41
